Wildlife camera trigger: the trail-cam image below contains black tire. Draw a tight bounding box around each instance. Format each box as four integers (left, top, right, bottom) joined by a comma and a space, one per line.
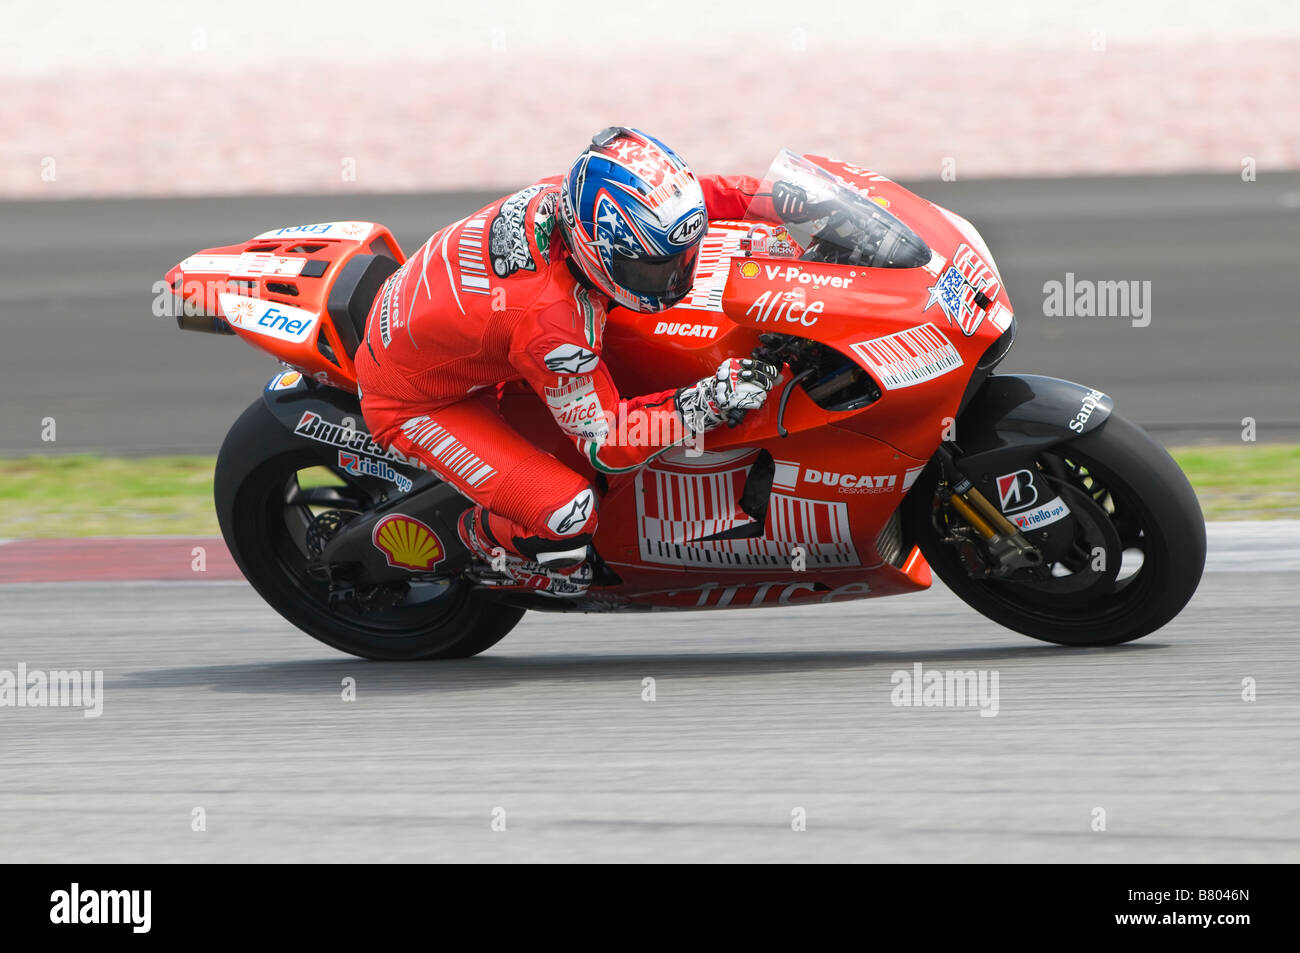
904, 412, 1206, 646
214, 398, 524, 660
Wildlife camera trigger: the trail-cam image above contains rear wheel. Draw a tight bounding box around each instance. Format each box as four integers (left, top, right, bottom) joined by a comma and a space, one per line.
904, 412, 1206, 645
215, 398, 523, 660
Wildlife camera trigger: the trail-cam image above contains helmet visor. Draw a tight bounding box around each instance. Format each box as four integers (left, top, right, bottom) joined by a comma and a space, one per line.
608, 247, 700, 302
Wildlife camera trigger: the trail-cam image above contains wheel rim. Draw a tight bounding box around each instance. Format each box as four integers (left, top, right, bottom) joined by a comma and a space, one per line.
953, 443, 1167, 630
248, 451, 468, 640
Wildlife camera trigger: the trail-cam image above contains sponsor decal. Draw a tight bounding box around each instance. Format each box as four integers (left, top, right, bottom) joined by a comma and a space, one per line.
635, 460, 861, 569
219, 293, 318, 343
534, 191, 559, 264
231, 252, 307, 278
773, 460, 919, 495
737, 259, 761, 279
178, 253, 243, 273
766, 263, 856, 289
653, 321, 719, 339
544, 375, 609, 441
338, 450, 413, 493
224, 296, 257, 325
667, 210, 706, 246
1008, 496, 1071, 530
544, 343, 600, 374
995, 469, 1038, 512
989, 300, 1014, 333
398, 416, 496, 487
828, 159, 891, 183
253, 221, 370, 241
744, 289, 824, 327
376, 271, 405, 348
637, 578, 874, 609
850, 323, 963, 390
1068, 388, 1108, 433
740, 224, 800, 259
923, 242, 1001, 336
488, 184, 547, 278
548, 488, 596, 536
266, 370, 303, 391
806, 469, 898, 493
372, 514, 444, 571
293, 411, 428, 472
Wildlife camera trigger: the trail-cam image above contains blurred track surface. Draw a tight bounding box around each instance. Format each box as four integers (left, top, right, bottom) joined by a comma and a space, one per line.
0, 531, 1296, 861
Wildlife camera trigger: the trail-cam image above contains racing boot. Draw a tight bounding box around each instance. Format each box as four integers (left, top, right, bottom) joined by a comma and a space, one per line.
457, 505, 592, 598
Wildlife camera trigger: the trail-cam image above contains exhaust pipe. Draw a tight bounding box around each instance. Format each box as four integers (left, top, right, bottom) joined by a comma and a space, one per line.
175, 312, 234, 335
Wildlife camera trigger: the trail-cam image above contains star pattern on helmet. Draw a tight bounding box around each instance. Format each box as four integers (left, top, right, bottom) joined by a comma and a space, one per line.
593, 196, 642, 261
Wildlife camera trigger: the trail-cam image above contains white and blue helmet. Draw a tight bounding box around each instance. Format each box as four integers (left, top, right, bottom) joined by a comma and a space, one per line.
558, 126, 707, 313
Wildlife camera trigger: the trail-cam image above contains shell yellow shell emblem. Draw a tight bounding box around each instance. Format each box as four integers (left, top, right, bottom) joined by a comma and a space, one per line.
738, 259, 761, 279
371, 514, 444, 571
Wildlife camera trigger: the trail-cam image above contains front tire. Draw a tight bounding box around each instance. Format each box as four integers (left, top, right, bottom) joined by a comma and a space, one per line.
215, 398, 524, 660
904, 412, 1206, 646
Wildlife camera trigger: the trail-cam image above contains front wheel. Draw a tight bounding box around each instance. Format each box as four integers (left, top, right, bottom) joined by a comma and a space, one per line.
215, 398, 524, 660
904, 412, 1206, 646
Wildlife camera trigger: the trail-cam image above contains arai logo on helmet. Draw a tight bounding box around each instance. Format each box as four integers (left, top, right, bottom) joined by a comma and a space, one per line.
667, 211, 706, 246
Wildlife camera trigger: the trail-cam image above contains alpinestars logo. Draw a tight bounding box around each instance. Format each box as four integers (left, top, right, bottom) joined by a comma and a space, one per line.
544, 344, 600, 374
996, 469, 1039, 512
548, 489, 595, 536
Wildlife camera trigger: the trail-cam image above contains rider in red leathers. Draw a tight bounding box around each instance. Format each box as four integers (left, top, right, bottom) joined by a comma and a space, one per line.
356, 127, 780, 596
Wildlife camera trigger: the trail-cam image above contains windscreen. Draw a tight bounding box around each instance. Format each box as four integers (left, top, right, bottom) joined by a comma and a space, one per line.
743, 150, 931, 269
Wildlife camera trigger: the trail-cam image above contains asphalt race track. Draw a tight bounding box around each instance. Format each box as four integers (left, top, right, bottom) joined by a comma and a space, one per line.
1, 172, 1298, 456
0, 524, 1297, 863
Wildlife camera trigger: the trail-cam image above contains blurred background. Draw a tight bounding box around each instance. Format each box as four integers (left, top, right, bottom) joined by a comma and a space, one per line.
1, 0, 1298, 535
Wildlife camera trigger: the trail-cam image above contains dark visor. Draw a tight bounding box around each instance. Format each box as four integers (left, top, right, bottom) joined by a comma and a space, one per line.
608, 247, 700, 300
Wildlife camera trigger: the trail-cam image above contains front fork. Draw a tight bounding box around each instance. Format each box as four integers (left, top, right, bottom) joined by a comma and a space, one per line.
932, 444, 1043, 577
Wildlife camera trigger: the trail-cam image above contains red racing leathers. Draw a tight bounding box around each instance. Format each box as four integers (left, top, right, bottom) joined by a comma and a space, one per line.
356, 174, 761, 558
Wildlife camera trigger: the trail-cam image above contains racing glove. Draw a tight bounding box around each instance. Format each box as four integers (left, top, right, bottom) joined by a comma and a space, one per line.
676, 358, 780, 435
772, 181, 815, 223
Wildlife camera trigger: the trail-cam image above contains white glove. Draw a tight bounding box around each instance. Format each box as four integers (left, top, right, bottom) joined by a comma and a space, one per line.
676, 358, 780, 434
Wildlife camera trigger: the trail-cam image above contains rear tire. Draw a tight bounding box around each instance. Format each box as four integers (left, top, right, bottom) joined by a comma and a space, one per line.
215, 398, 524, 660
904, 412, 1206, 646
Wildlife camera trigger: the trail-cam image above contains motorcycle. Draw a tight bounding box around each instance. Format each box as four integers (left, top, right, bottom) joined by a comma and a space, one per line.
163, 150, 1206, 660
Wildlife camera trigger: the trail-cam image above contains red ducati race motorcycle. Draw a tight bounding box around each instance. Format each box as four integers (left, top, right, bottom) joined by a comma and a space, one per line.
164, 151, 1206, 660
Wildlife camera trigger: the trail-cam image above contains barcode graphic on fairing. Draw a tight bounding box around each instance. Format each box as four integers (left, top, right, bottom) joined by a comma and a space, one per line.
636, 465, 860, 569
399, 417, 496, 486
850, 323, 963, 390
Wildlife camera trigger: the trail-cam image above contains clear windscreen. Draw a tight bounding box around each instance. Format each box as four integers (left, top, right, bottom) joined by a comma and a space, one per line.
743, 150, 931, 269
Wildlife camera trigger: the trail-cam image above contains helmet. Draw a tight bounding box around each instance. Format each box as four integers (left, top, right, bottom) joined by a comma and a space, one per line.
558, 126, 707, 313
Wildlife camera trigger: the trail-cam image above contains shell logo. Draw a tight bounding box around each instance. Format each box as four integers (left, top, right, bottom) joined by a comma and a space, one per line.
738, 259, 761, 279
371, 514, 444, 571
